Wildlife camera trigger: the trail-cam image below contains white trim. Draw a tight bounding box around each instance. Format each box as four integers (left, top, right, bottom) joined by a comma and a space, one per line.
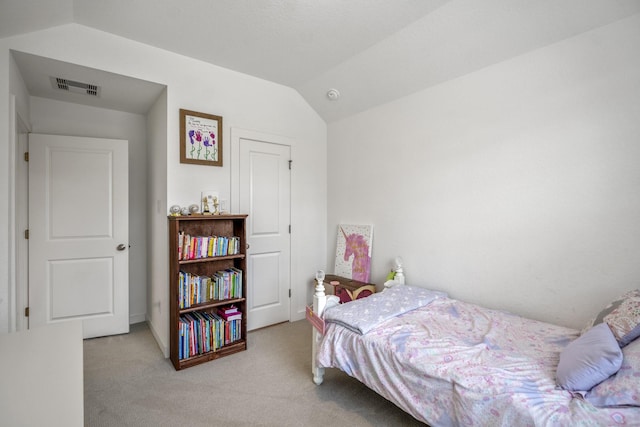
15, 112, 30, 332
129, 313, 146, 324
8, 95, 16, 333
146, 316, 169, 357
7, 96, 30, 332
9, 97, 31, 333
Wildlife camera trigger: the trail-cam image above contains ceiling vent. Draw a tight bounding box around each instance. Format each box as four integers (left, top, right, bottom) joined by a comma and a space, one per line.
50, 77, 101, 97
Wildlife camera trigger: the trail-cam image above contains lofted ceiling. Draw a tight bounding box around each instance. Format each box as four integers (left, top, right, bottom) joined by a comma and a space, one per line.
2, 0, 640, 122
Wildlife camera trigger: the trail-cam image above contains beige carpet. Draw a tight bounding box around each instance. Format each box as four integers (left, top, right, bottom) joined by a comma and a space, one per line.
84, 320, 426, 426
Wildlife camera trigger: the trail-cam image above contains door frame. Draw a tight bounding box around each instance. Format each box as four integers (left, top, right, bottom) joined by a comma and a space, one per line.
9, 95, 31, 333
230, 127, 295, 323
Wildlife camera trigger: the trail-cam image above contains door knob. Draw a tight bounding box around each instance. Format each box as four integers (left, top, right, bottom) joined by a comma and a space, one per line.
117, 244, 127, 251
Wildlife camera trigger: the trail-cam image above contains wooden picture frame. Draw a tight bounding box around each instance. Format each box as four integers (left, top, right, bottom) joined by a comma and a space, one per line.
180, 109, 223, 166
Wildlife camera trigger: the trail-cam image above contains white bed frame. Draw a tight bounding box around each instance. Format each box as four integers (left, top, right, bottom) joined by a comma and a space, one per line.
310, 265, 405, 385
311, 273, 328, 385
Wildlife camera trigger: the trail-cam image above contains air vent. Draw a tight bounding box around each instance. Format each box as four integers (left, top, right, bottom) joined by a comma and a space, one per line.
50, 77, 101, 97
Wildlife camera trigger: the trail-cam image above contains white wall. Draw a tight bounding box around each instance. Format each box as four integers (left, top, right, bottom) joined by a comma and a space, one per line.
29, 96, 149, 324
9, 53, 30, 124
327, 14, 640, 329
146, 88, 168, 351
0, 25, 327, 354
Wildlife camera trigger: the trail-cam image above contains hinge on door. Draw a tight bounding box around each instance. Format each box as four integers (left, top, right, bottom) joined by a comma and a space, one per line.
289, 289, 291, 298
288, 160, 292, 170
24, 152, 29, 162
24, 229, 29, 239
288, 225, 291, 234
24, 307, 29, 317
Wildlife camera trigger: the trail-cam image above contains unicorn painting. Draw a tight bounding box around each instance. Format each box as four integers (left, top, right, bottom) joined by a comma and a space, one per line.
334, 224, 373, 282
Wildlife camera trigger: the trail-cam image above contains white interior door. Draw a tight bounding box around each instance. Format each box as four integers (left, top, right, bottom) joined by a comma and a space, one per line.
239, 137, 291, 330
28, 133, 129, 339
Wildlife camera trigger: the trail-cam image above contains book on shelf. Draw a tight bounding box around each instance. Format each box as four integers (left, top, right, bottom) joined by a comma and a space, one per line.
207, 237, 215, 257
178, 233, 241, 261
178, 311, 227, 360
217, 306, 242, 344
177, 309, 244, 359
218, 305, 239, 314
217, 306, 242, 321
200, 236, 208, 259
178, 269, 242, 308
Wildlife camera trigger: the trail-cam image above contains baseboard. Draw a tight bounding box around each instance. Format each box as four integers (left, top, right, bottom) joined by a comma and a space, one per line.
146, 317, 169, 358
129, 313, 146, 324
292, 307, 305, 322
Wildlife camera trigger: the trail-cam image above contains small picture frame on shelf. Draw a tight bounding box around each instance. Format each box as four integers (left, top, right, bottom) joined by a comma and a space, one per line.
180, 109, 223, 166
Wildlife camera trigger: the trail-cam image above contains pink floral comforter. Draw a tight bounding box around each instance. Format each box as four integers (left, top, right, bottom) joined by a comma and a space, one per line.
317, 296, 640, 426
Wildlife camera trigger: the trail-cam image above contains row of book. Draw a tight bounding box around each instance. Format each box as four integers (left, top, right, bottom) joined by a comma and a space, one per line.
179, 268, 243, 308
178, 306, 243, 360
178, 232, 241, 260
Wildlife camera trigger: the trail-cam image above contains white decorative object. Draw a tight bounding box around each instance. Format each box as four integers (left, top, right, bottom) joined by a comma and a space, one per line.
169, 205, 181, 216
212, 196, 220, 215
383, 256, 406, 290
393, 256, 405, 285
188, 204, 200, 214
314, 269, 325, 298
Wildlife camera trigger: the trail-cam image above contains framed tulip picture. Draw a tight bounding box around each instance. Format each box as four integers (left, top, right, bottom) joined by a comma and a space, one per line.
179, 109, 223, 166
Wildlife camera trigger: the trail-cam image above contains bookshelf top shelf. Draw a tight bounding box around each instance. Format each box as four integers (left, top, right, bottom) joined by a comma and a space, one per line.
168, 214, 248, 221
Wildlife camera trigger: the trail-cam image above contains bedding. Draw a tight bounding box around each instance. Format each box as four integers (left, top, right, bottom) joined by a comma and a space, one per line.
317, 293, 640, 426
323, 285, 446, 335
586, 334, 640, 407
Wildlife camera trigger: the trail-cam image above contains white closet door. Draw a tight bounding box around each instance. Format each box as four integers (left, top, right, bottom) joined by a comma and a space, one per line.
29, 133, 129, 339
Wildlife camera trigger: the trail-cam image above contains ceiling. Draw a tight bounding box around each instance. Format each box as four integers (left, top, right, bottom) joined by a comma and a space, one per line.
3, 0, 640, 122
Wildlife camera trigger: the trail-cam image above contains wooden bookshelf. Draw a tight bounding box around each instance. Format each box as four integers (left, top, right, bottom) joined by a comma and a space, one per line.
168, 214, 248, 370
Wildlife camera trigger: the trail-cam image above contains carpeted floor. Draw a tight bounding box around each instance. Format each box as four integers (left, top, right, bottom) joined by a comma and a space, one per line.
83, 319, 426, 426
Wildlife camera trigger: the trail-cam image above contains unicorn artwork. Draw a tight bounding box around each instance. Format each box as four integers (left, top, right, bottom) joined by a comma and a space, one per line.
334, 224, 373, 282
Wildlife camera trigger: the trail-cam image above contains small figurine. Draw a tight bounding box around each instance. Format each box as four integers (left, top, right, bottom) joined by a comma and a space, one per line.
169, 205, 181, 216
212, 196, 220, 215
202, 196, 212, 215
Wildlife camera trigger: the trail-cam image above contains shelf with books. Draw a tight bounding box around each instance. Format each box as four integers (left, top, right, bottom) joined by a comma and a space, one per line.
178, 297, 245, 314
169, 214, 248, 370
178, 253, 245, 265
177, 304, 244, 363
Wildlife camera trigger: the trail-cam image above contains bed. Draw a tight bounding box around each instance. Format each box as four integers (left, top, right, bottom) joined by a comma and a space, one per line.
309, 276, 640, 426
